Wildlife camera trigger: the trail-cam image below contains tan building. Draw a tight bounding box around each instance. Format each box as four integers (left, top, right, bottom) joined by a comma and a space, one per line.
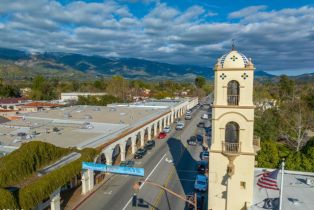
208, 47, 259, 210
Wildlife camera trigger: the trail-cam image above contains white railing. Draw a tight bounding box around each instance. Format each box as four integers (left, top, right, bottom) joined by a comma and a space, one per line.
222, 142, 241, 154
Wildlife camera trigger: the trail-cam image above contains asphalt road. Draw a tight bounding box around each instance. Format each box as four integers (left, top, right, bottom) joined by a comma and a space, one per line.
77, 103, 211, 210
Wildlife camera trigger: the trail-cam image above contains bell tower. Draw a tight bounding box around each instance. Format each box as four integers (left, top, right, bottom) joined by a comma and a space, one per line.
208, 46, 259, 210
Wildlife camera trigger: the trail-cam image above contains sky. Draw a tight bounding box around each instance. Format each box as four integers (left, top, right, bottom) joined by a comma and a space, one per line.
0, 0, 314, 75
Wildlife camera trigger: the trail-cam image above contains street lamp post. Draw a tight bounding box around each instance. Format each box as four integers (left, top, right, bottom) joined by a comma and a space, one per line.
133, 179, 197, 209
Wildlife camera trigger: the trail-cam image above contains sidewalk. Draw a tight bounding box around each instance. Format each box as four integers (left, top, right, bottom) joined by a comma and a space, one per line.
63, 173, 115, 210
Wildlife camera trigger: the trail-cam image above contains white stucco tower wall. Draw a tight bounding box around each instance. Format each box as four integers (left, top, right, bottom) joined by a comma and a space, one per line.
208, 48, 256, 210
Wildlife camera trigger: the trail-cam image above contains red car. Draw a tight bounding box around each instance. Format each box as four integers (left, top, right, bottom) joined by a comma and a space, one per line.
158, 132, 167, 139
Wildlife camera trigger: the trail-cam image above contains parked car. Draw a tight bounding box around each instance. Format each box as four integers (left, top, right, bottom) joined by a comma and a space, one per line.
134, 148, 147, 159
201, 151, 209, 160
194, 174, 208, 191
145, 140, 155, 150
185, 114, 192, 120
187, 136, 197, 145
201, 113, 208, 119
176, 122, 185, 130
163, 126, 171, 133
158, 132, 167, 139
186, 193, 205, 210
196, 134, 203, 144
197, 122, 205, 128
197, 160, 208, 174
120, 160, 135, 167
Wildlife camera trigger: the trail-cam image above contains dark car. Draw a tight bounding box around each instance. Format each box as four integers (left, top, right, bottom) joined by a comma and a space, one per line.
186, 193, 205, 210
187, 136, 197, 146
120, 160, 135, 167
197, 160, 208, 174
196, 134, 203, 144
201, 151, 209, 160
134, 148, 147, 159
145, 140, 155, 150
197, 122, 205, 128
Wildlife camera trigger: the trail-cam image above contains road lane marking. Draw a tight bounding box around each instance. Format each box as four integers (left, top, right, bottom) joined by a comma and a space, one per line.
122, 153, 167, 210
103, 190, 112, 195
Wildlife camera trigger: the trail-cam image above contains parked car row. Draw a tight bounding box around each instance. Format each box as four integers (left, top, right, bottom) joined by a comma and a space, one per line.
134, 140, 156, 159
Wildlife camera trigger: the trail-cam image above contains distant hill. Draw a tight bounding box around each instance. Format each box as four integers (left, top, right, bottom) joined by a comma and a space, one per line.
0, 47, 274, 81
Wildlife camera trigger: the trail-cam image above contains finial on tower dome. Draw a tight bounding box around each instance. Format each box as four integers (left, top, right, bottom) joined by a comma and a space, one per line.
232, 39, 236, 51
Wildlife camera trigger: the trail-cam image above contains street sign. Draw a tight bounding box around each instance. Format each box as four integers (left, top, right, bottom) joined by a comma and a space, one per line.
82, 162, 144, 177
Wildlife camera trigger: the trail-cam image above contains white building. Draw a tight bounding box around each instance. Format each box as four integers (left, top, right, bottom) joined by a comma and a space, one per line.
60, 92, 107, 102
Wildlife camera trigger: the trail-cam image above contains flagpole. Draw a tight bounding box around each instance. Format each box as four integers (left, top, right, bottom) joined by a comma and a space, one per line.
279, 159, 285, 210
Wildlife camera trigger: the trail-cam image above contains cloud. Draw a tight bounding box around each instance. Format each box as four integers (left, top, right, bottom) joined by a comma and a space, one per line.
228, 5, 267, 18
206, 11, 218, 17
0, 1, 313, 73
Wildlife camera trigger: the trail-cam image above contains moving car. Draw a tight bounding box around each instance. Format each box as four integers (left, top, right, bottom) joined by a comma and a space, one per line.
163, 126, 171, 133
201, 151, 209, 160
185, 114, 192, 120
197, 122, 205, 128
134, 148, 147, 159
145, 140, 155, 150
186, 110, 192, 115
120, 160, 135, 167
194, 174, 208, 191
187, 136, 197, 146
158, 132, 167, 139
201, 113, 208, 119
176, 122, 185, 130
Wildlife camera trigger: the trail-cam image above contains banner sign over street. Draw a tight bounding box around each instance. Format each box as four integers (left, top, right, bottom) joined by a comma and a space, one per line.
82, 162, 144, 177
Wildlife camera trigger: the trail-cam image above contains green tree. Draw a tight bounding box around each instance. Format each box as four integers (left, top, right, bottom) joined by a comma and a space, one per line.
278, 75, 295, 100
256, 141, 280, 168
106, 76, 129, 101
195, 76, 206, 88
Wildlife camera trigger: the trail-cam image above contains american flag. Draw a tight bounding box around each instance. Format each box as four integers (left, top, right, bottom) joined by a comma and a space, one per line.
257, 169, 280, 190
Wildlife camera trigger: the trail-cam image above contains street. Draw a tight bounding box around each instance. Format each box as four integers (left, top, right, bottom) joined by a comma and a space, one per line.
77, 100, 211, 210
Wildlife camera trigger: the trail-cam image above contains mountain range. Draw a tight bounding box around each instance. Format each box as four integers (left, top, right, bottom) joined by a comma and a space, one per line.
0, 47, 310, 81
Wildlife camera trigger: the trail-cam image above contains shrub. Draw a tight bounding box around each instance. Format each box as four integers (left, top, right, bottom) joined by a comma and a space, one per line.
256, 140, 280, 168
18, 148, 96, 210
0, 141, 70, 187
0, 188, 20, 209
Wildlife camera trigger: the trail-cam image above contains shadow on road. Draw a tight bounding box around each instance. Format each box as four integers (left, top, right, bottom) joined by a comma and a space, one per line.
166, 137, 200, 209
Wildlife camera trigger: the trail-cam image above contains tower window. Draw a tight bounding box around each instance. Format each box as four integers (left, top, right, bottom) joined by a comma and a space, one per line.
223, 121, 240, 153
227, 80, 240, 105
225, 122, 239, 143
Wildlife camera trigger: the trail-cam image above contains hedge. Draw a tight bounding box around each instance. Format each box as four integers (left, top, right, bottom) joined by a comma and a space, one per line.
0, 141, 70, 187
0, 188, 19, 209
18, 148, 96, 210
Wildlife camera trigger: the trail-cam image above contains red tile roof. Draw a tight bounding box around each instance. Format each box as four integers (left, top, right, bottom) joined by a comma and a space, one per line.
0, 97, 28, 104
22, 102, 62, 108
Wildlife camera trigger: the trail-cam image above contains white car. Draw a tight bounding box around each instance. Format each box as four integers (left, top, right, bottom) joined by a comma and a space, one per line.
201, 114, 209, 119
185, 114, 192, 120
194, 174, 208, 191
186, 110, 192, 115
163, 126, 171, 133
176, 122, 185, 130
